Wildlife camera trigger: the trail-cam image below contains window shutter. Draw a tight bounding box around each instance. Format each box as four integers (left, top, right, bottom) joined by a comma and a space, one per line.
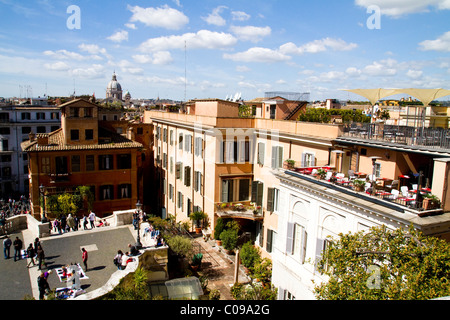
176, 162, 181, 179
222, 180, 229, 203
257, 143, 265, 165
301, 152, 306, 167
200, 173, 204, 196
271, 146, 277, 169
257, 182, 263, 207
278, 146, 283, 168
286, 222, 295, 255
267, 188, 274, 211
251, 181, 258, 203
266, 229, 273, 253
194, 171, 198, 191
315, 238, 325, 272
301, 228, 308, 264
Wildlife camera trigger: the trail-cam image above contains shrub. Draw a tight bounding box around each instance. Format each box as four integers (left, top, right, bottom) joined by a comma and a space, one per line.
214, 218, 225, 240
220, 228, 238, 252
240, 241, 261, 270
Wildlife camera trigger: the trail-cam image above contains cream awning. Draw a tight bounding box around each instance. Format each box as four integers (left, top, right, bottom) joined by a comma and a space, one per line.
343, 88, 450, 106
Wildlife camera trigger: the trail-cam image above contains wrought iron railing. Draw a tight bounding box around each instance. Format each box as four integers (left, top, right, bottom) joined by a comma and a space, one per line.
341, 123, 450, 150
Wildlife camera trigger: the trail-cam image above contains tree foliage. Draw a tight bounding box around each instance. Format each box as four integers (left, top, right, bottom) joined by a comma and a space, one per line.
314, 225, 450, 300
297, 108, 370, 123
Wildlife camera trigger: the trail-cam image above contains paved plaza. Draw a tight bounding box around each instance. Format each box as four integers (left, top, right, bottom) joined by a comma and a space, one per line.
1, 221, 249, 300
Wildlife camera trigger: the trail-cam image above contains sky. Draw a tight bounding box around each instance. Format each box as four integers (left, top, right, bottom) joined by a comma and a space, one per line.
0, 0, 449, 102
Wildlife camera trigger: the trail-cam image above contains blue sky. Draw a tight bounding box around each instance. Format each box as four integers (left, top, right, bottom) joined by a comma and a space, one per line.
0, 0, 449, 102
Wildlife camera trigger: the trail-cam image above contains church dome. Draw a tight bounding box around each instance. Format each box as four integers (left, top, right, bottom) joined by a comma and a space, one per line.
107, 72, 122, 91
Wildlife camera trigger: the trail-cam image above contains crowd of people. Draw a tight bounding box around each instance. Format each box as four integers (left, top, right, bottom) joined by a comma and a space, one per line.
0, 196, 30, 218
50, 211, 109, 235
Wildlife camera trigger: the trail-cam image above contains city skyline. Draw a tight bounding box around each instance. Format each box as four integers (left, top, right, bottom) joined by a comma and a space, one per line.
0, 0, 449, 102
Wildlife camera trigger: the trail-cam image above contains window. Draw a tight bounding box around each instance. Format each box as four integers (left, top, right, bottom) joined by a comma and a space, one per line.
22, 127, 32, 134
117, 154, 131, 169
137, 127, 143, 135
170, 130, 174, 145
287, 223, 307, 264
1, 140, 8, 151
100, 185, 114, 200
2, 167, 11, 178
195, 137, 203, 157
86, 155, 95, 171
238, 179, 250, 201
70, 129, 79, 141
155, 127, 161, 140
0, 113, 9, 122
374, 163, 381, 178
0, 155, 11, 162
99, 155, 113, 170
194, 171, 203, 194
36, 112, 45, 120
0, 127, 10, 134
163, 153, 168, 169
85, 129, 94, 140
84, 107, 93, 118
21, 112, 31, 120
239, 140, 251, 163
257, 143, 265, 165
70, 108, 79, 118
169, 184, 174, 201
41, 157, 50, 174
251, 181, 264, 207
170, 157, 173, 174
184, 166, 191, 186
271, 146, 283, 169
71, 155, 80, 172
267, 188, 279, 212
266, 229, 275, 253
221, 179, 233, 203
36, 126, 46, 133
301, 152, 315, 167
176, 162, 182, 180
177, 191, 184, 210
55, 156, 68, 174
185, 134, 192, 153
118, 184, 131, 199
179, 133, 183, 150
51, 112, 59, 120
163, 128, 167, 142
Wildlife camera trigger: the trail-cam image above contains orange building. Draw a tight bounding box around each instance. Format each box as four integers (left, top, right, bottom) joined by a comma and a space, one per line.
21, 98, 145, 219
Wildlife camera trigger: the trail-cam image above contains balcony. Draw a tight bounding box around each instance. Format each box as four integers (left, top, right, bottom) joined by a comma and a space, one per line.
341, 123, 450, 151
215, 202, 264, 220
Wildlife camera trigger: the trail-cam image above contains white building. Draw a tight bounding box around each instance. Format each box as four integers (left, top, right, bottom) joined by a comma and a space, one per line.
0, 102, 60, 197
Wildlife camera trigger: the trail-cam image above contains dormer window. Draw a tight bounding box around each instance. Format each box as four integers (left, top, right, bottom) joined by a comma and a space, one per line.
84, 107, 93, 118
70, 107, 79, 118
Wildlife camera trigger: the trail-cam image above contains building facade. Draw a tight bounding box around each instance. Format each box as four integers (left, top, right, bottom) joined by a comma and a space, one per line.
21, 99, 144, 219
0, 102, 60, 198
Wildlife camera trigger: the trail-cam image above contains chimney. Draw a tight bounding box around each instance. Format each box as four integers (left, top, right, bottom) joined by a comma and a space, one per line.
28, 132, 36, 141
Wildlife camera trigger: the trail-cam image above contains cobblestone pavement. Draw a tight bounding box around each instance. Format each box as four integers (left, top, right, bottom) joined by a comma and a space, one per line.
193, 237, 250, 300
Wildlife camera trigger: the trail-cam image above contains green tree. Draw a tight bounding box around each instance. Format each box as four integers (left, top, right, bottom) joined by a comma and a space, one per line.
57, 194, 78, 217
314, 225, 450, 300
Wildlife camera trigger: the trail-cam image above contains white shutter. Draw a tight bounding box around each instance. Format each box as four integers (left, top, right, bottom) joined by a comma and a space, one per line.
286, 222, 295, 255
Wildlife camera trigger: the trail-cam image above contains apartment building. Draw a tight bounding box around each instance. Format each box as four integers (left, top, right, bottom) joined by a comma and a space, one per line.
0, 102, 60, 198
21, 98, 145, 219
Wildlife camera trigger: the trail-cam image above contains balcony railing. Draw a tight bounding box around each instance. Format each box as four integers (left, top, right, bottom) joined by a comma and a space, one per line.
341, 123, 450, 150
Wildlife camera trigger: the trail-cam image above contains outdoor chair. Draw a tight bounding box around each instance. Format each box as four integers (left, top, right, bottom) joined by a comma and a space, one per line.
385, 180, 399, 192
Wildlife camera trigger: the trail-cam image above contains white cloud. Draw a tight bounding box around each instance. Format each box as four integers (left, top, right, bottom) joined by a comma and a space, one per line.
44, 61, 70, 71
69, 64, 105, 79
139, 30, 237, 52
406, 69, 423, 79
125, 23, 137, 30
279, 38, 358, 55
43, 49, 84, 60
346, 67, 362, 77
78, 43, 108, 56
363, 58, 397, 76
355, 0, 450, 17
203, 6, 228, 26
128, 4, 189, 30
223, 47, 291, 63
133, 52, 173, 65
107, 30, 128, 43
236, 65, 251, 72
419, 31, 450, 52
231, 11, 251, 21
229, 26, 271, 43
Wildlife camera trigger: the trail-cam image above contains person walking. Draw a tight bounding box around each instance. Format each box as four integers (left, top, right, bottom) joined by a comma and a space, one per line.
89, 211, 96, 229
81, 248, 88, 271
26, 243, 36, 268
37, 272, 50, 300
36, 244, 47, 270
3, 235, 12, 259
13, 236, 23, 261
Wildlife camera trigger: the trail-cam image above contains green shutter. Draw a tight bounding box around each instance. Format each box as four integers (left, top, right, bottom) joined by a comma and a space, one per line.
267, 187, 274, 211
257, 182, 263, 206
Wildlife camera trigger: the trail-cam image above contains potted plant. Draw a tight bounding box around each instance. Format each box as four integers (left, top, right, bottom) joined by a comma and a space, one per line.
316, 168, 327, 179
422, 194, 440, 210
283, 159, 295, 170
214, 217, 225, 246
240, 241, 261, 274
189, 211, 207, 234
191, 253, 203, 271
220, 228, 238, 254
352, 179, 366, 192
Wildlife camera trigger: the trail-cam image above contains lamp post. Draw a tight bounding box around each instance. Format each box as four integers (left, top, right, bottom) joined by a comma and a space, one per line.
39, 184, 48, 223
135, 200, 143, 249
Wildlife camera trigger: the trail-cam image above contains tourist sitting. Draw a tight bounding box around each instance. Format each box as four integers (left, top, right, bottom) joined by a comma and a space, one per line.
128, 243, 139, 256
